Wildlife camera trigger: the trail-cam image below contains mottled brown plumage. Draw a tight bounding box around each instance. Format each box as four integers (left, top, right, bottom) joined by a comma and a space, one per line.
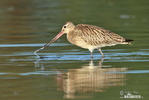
67, 24, 126, 48
64, 22, 133, 57
34, 21, 133, 58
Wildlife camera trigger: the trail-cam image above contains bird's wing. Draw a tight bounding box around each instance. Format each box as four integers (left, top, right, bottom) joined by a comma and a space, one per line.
74, 24, 126, 46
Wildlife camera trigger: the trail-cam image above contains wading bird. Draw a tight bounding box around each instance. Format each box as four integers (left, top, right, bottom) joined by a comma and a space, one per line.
34, 22, 133, 58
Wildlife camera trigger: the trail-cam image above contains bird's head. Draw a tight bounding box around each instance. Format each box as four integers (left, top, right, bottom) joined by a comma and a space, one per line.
34, 22, 75, 55
43, 22, 75, 46
61, 21, 75, 34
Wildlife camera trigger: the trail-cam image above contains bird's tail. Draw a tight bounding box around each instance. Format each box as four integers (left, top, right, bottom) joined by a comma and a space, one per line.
124, 39, 134, 44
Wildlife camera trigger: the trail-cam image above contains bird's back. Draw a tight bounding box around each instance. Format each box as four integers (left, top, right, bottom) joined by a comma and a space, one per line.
73, 24, 129, 46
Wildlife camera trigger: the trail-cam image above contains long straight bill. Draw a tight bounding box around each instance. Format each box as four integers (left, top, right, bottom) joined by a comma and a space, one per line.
34, 32, 64, 58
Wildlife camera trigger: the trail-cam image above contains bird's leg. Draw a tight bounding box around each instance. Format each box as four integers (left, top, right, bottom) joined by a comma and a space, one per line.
98, 56, 104, 67
99, 48, 104, 57
89, 49, 94, 59
90, 51, 93, 59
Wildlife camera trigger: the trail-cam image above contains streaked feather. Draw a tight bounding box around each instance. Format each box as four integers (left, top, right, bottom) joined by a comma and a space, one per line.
73, 24, 126, 46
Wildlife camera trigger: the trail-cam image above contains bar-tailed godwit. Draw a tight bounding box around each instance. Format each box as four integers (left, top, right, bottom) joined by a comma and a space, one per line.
34, 22, 133, 58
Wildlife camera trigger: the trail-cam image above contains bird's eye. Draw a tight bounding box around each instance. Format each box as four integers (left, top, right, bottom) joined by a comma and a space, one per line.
64, 26, 66, 28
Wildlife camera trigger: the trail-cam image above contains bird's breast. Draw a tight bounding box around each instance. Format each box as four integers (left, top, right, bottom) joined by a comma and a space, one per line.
67, 33, 98, 50
67, 32, 77, 45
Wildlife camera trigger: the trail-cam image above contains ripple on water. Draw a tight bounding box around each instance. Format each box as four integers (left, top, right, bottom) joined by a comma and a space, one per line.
0, 43, 70, 47
0, 70, 149, 79
0, 43, 148, 62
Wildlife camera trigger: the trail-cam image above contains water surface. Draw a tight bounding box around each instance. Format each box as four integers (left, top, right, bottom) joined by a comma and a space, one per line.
0, 0, 149, 100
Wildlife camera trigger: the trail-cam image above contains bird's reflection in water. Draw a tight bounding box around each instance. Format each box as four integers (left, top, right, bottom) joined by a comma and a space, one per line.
34, 57, 126, 99
56, 58, 127, 99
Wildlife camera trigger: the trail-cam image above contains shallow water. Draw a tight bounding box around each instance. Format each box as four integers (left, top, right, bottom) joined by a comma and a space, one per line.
0, 0, 149, 100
